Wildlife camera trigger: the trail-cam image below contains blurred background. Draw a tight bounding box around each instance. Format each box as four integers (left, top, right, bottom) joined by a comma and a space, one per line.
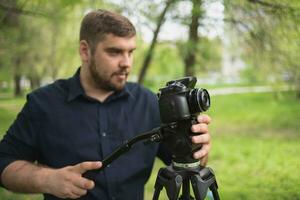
0, 0, 299, 199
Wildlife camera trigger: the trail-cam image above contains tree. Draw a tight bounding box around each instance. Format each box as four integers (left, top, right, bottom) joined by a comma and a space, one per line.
0, 0, 24, 96
224, 0, 300, 96
0, 0, 92, 95
183, 0, 203, 76
135, 0, 223, 83
138, 0, 176, 84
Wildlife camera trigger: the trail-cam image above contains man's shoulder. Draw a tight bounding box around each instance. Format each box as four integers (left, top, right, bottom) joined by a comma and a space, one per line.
125, 82, 159, 112
28, 78, 69, 101
19, 78, 70, 116
125, 82, 156, 98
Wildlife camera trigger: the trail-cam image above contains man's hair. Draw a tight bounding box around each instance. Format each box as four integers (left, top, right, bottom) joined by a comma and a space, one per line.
80, 9, 136, 54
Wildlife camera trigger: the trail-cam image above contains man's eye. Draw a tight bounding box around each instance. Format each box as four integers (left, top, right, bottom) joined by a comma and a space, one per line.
108, 51, 119, 55
106, 49, 122, 56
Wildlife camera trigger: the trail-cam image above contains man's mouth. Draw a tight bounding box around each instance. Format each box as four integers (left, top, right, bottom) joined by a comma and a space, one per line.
116, 74, 126, 79
113, 72, 128, 80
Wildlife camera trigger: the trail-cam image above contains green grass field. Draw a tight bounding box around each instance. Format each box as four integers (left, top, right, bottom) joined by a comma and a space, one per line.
0, 91, 299, 200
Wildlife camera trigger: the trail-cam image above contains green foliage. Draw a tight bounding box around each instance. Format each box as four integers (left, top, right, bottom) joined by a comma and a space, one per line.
137, 42, 185, 92
224, 0, 300, 89
135, 37, 222, 92
1, 0, 300, 97
177, 36, 222, 74
0, 0, 111, 91
197, 37, 222, 73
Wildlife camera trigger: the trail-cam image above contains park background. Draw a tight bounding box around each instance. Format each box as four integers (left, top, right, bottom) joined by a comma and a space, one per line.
0, 0, 299, 199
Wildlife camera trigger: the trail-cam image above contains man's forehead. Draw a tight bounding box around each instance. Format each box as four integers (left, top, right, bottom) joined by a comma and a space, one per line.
97, 34, 136, 49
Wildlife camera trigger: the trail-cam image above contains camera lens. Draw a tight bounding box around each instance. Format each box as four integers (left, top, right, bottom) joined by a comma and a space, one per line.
200, 89, 210, 110
189, 88, 210, 113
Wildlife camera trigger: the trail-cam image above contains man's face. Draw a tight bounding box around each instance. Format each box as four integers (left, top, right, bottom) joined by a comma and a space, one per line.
88, 34, 136, 91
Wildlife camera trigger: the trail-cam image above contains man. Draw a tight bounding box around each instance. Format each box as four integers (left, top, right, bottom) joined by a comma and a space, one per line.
0, 10, 212, 200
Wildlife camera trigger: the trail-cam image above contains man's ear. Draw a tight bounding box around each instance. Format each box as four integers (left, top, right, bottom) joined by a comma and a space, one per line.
79, 40, 91, 63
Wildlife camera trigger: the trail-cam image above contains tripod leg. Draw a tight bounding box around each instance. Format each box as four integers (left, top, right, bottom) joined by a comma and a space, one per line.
179, 179, 195, 200
209, 182, 220, 200
152, 168, 183, 200
190, 174, 209, 200
152, 184, 163, 200
152, 169, 164, 200
181, 179, 191, 200
190, 167, 220, 200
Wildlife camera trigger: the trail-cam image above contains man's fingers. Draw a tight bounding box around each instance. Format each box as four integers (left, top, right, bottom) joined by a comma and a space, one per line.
74, 177, 95, 190
197, 114, 211, 124
193, 143, 211, 159
191, 133, 211, 144
191, 123, 208, 133
200, 155, 209, 167
72, 161, 102, 174
70, 185, 88, 197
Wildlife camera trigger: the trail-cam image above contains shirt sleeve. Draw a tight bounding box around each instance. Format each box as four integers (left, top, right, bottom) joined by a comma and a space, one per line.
0, 94, 39, 186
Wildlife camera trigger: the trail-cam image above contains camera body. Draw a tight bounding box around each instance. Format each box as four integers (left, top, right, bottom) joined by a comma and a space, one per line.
158, 77, 210, 164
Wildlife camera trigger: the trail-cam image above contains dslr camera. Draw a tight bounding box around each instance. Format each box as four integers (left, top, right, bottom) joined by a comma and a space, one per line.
158, 77, 210, 166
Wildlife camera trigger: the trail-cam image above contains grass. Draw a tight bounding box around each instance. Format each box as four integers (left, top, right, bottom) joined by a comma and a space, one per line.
0, 91, 299, 199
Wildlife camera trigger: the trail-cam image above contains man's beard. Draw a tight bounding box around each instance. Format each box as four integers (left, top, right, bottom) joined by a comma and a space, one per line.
89, 57, 128, 92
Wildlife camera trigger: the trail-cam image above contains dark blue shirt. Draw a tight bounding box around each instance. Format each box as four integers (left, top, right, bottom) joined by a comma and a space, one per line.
0, 69, 171, 200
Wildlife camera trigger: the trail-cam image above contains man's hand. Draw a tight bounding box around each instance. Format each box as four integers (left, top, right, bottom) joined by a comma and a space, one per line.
190, 114, 212, 166
1, 160, 102, 199
44, 161, 102, 199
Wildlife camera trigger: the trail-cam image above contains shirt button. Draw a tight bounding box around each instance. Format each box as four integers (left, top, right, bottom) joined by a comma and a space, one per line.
102, 132, 107, 137
107, 164, 111, 168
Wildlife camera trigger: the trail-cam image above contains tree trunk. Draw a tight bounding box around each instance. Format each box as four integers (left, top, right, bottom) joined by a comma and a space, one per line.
296, 76, 300, 99
13, 56, 22, 97
14, 74, 22, 97
138, 0, 175, 84
29, 75, 41, 90
184, 0, 203, 76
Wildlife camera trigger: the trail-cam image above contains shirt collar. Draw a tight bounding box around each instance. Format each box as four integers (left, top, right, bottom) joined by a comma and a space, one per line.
67, 67, 134, 102
67, 68, 85, 102
106, 84, 134, 102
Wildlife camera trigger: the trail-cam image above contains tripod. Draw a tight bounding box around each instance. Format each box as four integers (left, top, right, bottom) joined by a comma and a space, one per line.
152, 163, 220, 200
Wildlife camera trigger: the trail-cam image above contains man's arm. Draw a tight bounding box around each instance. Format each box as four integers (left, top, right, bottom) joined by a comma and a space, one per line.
1, 160, 102, 199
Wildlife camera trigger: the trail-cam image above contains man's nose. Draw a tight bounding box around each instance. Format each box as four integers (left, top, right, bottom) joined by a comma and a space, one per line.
120, 53, 132, 68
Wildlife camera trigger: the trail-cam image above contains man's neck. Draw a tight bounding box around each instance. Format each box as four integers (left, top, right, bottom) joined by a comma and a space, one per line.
79, 66, 113, 102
